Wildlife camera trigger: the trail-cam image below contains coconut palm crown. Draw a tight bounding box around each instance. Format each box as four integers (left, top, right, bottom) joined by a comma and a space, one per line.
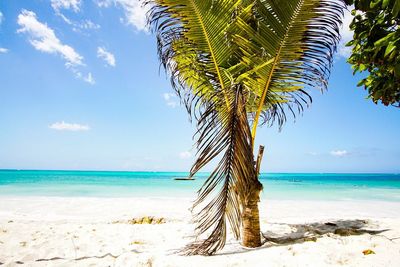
146, 0, 345, 255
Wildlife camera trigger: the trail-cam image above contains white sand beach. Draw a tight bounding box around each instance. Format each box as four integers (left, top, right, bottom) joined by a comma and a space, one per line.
0, 197, 399, 266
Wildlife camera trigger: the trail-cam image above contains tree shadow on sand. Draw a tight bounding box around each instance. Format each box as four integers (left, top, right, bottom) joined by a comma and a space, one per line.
262, 219, 388, 245
217, 219, 390, 256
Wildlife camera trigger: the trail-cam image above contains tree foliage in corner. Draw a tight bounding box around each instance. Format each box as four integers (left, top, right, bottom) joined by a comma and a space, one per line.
345, 0, 400, 107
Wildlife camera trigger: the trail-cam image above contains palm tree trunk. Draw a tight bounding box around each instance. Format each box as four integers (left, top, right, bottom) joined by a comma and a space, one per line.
241, 145, 264, 247
241, 184, 262, 247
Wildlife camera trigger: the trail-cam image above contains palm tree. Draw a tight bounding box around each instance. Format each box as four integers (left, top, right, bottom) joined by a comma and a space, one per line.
147, 0, 345, 255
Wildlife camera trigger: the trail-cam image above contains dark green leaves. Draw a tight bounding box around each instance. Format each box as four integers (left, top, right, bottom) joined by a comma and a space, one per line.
346, 0, 400, 107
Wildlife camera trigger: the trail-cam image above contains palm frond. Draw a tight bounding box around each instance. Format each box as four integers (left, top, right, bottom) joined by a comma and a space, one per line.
183, 86, 258, 256
228, 0, 345, 133
147, 0, 243, 114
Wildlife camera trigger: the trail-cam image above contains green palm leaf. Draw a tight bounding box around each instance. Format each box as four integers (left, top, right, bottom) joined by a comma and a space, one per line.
229, 0, 345, 138
147, 0, 242, 110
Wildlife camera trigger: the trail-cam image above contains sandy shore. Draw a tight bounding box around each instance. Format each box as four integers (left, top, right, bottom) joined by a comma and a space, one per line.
0, 197, 399, 266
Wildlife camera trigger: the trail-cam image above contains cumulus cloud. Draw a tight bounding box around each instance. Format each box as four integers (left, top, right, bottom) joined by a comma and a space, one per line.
97, 0, 149, 32
49, 121, 90, 131
163, 93, 178, 108
179, 151, 192, 159
97, 47, 116, 67
330, 150, 349, 157
17, 10, 95, 84
17, 10, 83, 66
51, 0, 81, 13
116, 0, 149, 32
337, 8, 354, 59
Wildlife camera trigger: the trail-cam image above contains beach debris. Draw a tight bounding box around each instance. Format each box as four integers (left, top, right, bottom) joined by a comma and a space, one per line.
112, 216, 166, 225
362, 249, 376, 255
130, 240, 145, 245
304, 236, 317, 242
173, 177, 195, 181
324, 222, 337, 227
128, 216, 166, 224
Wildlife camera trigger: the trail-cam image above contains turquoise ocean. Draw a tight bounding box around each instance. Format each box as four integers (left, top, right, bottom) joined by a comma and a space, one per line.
0, 170, 399, 202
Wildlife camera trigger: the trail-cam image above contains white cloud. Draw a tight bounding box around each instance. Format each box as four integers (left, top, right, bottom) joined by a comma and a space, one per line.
97, 0, 150, 32
96, 0, 112, 8
84, 72, 95, 84
0, 47, 8, 53
97, 47, 116, 67
179, 151, 192, 159
17, 10, 83, 66
49, 121, 90, 131
80, 20, 100, 30
0, 11, 4, 25
17, 10, 95, 84
117, 0, 149, 32
58, 12, 101, 32
330, 150, 349, 157
163, 93, 178, 108
51, 0, 81, 13
337, 8, 354, 59
58, 13, 73, 24
51, 0, 100, 34
340, 9, 354, 43
66, 67, 95, 85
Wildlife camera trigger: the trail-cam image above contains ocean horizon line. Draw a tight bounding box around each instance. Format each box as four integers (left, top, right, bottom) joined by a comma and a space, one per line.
0, 168, 399, 175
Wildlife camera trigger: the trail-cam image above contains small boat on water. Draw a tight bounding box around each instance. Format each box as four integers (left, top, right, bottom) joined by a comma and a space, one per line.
173, 177, 195, 181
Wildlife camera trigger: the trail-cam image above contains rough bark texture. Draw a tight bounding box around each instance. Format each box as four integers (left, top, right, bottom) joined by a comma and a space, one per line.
241, 145, 264, 248
241, 183, 263, 247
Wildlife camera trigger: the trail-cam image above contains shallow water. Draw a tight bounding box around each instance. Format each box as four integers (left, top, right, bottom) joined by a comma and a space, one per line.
0, 170, 399, 201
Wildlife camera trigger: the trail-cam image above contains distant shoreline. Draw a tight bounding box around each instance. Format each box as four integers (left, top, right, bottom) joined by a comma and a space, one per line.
0, 169, 398, 175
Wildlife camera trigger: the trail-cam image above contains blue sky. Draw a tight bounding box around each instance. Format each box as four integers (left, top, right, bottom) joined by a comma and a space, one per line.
0, 0, 399, 173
